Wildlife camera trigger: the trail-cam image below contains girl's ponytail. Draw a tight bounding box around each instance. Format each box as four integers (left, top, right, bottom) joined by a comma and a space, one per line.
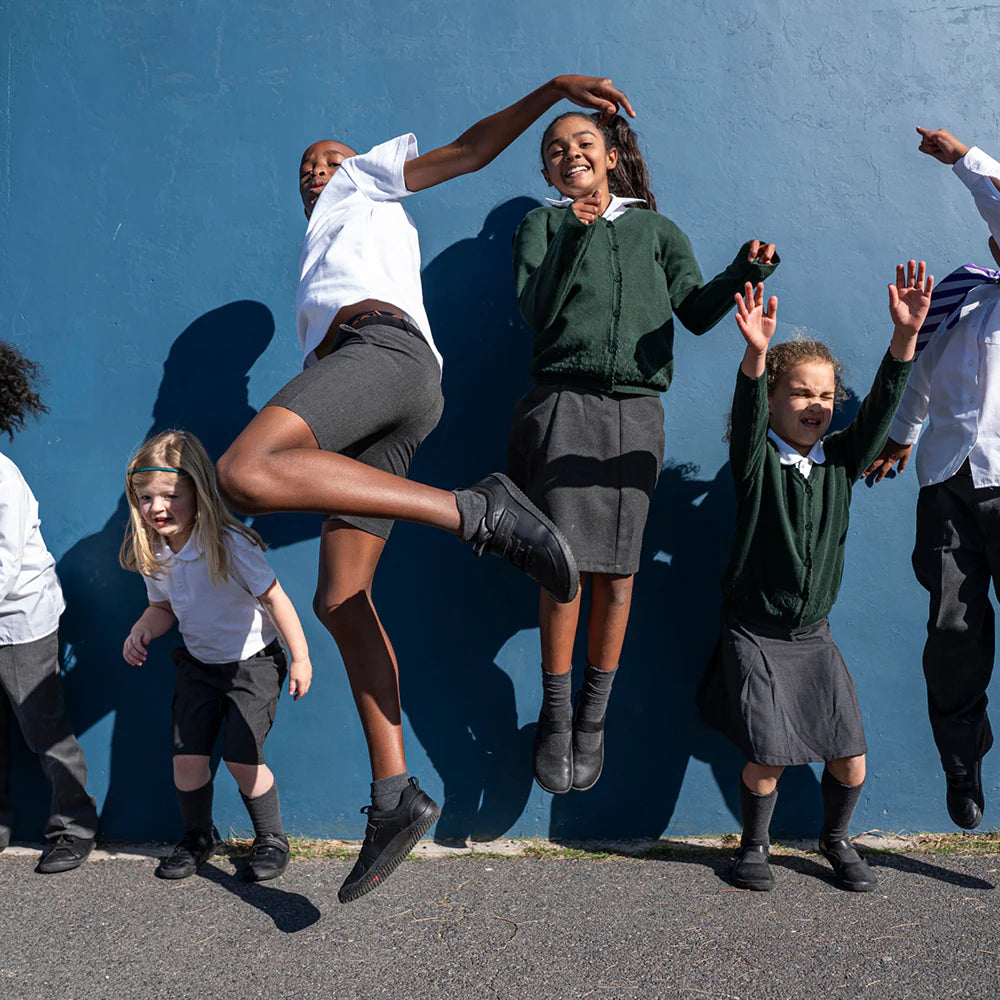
598, 115, 657, 212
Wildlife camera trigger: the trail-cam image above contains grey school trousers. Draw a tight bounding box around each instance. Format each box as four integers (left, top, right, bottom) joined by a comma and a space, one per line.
0, 630, 98, 842
912, 468, 1000, 772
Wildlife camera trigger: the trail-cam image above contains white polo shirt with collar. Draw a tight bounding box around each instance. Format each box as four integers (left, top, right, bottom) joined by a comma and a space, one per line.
144, 529, 278, 664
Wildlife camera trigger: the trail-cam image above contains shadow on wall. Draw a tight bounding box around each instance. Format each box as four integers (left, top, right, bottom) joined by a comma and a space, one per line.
9, 301, 319, 842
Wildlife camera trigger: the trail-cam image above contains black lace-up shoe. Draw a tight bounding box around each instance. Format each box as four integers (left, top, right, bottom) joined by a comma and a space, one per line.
818, 838, 878, 892
946, 760, 984, 830
242, 833, 290, 882
338, 777, 441, 904
155, 831, 217, 880
730, 843, 774, 891
462, 474, 579, 604
35, 834, 95, 874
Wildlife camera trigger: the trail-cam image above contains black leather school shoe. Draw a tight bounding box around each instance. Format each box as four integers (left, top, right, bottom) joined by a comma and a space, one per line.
155, 831, 217, 880
242, 833, 290, 882
730, 843, 775, 891
460, 473, 579, 604
533, 712, 573, 794
818, 838, 878, 892
571, 705, 605, 792
35, 834, 95, 874
945, 760, 984, 830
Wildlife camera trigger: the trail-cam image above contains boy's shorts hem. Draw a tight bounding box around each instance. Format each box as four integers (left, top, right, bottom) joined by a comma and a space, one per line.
171, 640, 287, 765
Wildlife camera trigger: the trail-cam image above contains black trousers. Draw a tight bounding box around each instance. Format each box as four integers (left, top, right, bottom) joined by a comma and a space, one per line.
912, 470, 1000, 771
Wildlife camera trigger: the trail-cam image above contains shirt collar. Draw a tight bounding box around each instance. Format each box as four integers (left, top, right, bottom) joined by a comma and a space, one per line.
767, 429, 825, 478
155, 534, 202, 562
545, 194, 645, 221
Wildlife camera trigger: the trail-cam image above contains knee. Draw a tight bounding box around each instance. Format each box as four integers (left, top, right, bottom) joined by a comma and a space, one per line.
600, 574, 634, 608
313, 589, 373, 641
216, 448, 269, 515
173, 755, 211, 790
827, 754, 866, 786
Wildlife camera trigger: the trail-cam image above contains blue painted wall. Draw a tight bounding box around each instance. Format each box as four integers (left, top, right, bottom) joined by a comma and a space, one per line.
4, 0, 999, 840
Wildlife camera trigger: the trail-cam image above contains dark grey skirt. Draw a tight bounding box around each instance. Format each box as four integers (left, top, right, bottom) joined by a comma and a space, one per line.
507, 384, 664, 575
697, 612, 867, 766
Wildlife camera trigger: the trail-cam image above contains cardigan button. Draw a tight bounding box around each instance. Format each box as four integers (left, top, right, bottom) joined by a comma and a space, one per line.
614, 275, 622, 282
612, 309, 621, 318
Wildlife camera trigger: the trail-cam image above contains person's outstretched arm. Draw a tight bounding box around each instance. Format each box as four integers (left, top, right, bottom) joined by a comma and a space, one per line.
403, 76, 634, 192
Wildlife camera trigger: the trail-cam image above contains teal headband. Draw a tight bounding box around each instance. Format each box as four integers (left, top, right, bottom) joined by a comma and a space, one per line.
128, 466, 191, 476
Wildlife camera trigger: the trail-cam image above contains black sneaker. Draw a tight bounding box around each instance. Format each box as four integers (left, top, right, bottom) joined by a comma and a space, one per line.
155, 831, 217, 880
818, 837, 878, 892
461, 473, 579, 604
35, 834, 95, 874
946, 761, 984, 830
242, 833, 290, 882
730, 843, 774, 891
338, 777, 441, 904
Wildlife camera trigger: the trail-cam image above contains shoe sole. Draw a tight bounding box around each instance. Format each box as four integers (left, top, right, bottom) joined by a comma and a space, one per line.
487, 473, 580, 604
570, 765, 603, 793
819, 849, 878, 893
337, 799, 442, 904
154, 846, 217, 880
731, 875, 775, 891
534, 773, 572, 795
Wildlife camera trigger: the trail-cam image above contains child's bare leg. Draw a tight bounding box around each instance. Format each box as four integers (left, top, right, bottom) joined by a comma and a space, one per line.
571, 573, 633, 791
173, 754, 212, 791
314, 522, 406, 782
733, 762, 784, 891
819, 753, 877, 891
534, 583, 585, 793
226, 762, 276, 798
227, 762, 287, 880
217, 406, 462, 530
158, 754, 216, 880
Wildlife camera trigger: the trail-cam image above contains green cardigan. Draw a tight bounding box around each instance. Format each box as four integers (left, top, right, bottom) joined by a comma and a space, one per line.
513, 205, 779, 395
721, 351, 913, 627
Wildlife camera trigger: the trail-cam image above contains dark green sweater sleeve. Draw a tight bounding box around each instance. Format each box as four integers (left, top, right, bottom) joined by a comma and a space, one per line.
513, 208, 596, 331
672, 240, 781, 336
826, 350, 914, 482
728, 367, 771, 490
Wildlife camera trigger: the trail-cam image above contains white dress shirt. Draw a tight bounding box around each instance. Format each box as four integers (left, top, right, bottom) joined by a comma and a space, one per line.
296, 134, 442, 371
0, 451, 65, 645
767, 430, 825, 479
889, 147, 1000, 488
545, 194, 646, 221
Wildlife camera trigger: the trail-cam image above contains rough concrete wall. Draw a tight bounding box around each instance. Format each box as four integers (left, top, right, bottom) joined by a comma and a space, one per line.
3, 0, 998, 839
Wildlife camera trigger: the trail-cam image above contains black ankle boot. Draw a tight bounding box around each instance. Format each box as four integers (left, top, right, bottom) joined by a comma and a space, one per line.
533, 712, 573, 794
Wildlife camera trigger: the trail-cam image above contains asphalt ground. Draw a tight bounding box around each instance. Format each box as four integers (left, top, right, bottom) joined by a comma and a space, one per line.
2, 842, 999, 1000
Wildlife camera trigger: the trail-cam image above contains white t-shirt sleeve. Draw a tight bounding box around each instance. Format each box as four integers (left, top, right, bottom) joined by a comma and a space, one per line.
225, 531, 277, 599
0, 464, 26, 602
144, 572, 169, 605
339, 134, 418, 202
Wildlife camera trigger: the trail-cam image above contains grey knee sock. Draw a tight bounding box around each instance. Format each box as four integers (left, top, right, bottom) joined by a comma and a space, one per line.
574, 663, 616, 753
241, 783, 284, 837
453, 489, 488, 542
820, 768, 863, 842
371, 771, 411, 812
176, 781, 214, 837
739, 778, 777, 848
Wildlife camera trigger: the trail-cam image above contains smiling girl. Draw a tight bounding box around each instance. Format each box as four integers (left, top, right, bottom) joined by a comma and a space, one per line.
509, 111, 779, 795
121, 430, 311, 883
699, 265, 932, 893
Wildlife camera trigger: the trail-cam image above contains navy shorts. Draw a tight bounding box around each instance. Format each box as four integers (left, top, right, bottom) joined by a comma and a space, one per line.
171, 640, 287, 765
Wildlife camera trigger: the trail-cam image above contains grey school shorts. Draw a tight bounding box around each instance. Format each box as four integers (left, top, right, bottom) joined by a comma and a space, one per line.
171, 640, 287, 765
267, 317, 444, 539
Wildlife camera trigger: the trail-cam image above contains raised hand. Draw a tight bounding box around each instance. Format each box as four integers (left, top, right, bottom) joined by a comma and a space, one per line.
916, 127, 970, 165
889, 259, 934, 336
735, 281, 778, 353
554, 76, 636, 124
747, 239, 778, 265
571, 191, 603, 225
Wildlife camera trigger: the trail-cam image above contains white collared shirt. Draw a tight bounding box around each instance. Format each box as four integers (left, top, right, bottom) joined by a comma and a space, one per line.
767, 429, 825, 478
545, 194, 645, 221
888, 147, 1000, 488
143, 530, 278, 664
0, 451, 65, 645
296, 134, 442, 371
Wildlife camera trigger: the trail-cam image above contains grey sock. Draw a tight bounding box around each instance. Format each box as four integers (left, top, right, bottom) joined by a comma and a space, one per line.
176, 781, 214, 837
371, 771, 411, 812
574, 663, 616, 753
820, 768, 863, 842
739, 778, 777, 848
541, 669, 572, 722
453, 489, 488, 542
241, 783, 284, 837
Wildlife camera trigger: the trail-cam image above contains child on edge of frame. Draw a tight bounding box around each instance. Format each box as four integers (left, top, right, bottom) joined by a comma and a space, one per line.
698, 262, 933, 893
121, 430, 311, 884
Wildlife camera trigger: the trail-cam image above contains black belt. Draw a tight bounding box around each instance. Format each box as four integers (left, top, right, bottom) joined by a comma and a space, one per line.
346, 310, 421, 337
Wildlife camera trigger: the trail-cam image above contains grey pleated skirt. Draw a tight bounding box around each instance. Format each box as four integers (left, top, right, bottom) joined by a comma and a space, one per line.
697, 611, 868, 766
507, 384, 664, 575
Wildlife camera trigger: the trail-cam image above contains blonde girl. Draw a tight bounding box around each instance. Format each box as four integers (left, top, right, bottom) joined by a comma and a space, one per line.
121, 430, 311, 883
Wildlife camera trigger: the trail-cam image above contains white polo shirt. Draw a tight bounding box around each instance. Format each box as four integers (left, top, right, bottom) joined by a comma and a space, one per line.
296, 133, 442, 371
144, 530, 278, 664
0, 451, 65, 645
